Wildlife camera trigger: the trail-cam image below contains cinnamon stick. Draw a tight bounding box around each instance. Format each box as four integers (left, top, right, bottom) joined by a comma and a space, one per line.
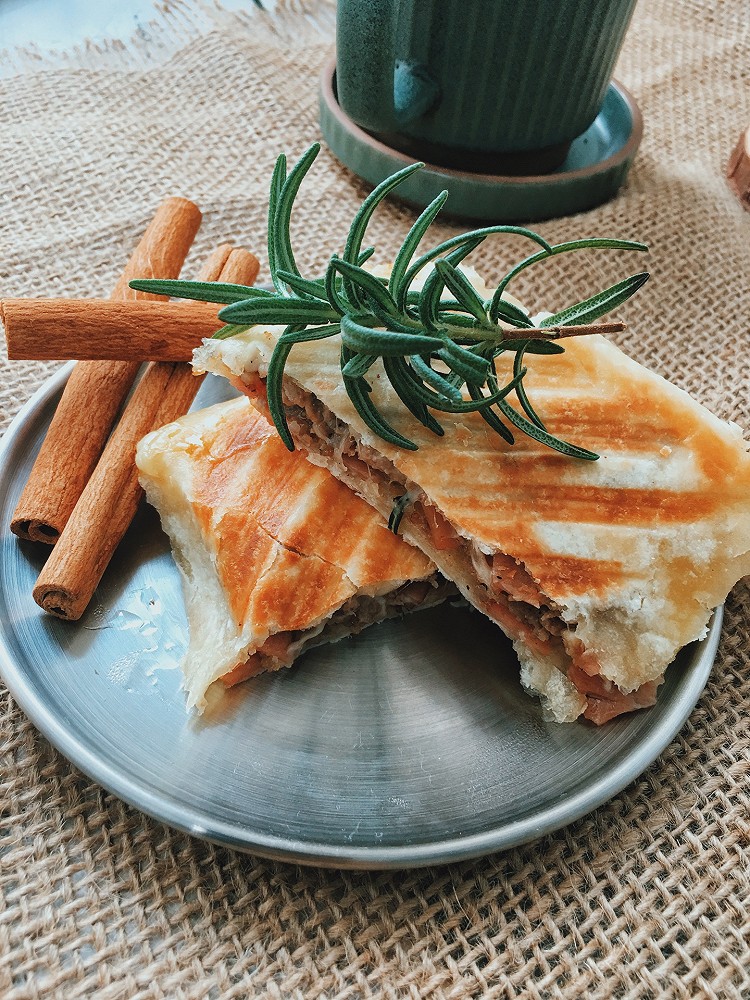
32, 246, 260, 621
146, 248, 260, 429
3, 298, 221, 362
2, 301, 624, 362
10, 198, 202, 543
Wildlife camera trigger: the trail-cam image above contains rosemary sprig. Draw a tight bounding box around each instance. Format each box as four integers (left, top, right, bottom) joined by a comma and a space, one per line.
130, 142, 648, 458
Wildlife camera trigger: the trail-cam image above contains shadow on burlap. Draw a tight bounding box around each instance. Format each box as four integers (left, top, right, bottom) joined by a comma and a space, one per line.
1, 2, 749, 997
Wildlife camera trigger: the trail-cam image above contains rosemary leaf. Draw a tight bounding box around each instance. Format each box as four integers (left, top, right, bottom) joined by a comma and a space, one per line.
419, 241, 483, 332
127, 279, 271, 303
549, 237, 649, 253
340, 314, 443, 357
406, 360, 528, 414
408, 355, 464, 403
219, 298, 339, 326
330, 258, 401, 319
343, 162, 424, 269
512, 346, 546, 429
389, 190, 449, 306
266, 335, 296, 450
467, 383, 515, 444
273, 143, 320, 286
325, 255, 351, 316
277, 322, 341, 345
402, 226, 551, 308
489, 297, 534, 328
435, 339, 491, 384
493, 237, 648, 301
494, 339, 566, 355
342, 162, 423, 306
383, 355, 445, 436
268, 153, 288, 294
341, 352, 378, 378
275, 270, 329, 301
540, 272, 649, 328
434, 259, 489, 325
496, 398, 599, 460
388, 493, 413, 533
212, 323, 250, 340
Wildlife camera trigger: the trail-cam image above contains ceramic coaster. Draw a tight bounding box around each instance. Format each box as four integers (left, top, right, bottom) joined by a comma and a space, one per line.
318, 57, 643, 222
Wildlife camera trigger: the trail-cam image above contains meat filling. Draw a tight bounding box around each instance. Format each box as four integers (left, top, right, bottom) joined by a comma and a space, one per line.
279, 382, 571, 662
222, 576, 454, 687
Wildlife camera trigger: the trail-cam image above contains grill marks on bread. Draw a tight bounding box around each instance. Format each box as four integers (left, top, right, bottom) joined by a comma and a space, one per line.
136, 397, 441, 709
191, 400, 432, 596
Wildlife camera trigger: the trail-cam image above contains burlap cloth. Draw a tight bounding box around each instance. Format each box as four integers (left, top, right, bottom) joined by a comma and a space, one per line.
1, 1, 749, 996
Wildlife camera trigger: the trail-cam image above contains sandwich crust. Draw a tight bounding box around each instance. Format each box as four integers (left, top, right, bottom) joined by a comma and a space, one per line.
195, 323, 750, 723
136, 397, 439, 709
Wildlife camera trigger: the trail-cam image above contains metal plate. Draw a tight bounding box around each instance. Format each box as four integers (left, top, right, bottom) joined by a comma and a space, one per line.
0, 366, 721, 869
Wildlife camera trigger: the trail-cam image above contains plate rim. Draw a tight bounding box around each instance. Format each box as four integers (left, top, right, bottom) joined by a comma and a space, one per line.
0, 365, 721, 869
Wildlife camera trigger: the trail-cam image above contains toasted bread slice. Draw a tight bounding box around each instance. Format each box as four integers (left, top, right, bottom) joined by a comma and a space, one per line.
195, 323, 750, 723
136, 397, 449, 710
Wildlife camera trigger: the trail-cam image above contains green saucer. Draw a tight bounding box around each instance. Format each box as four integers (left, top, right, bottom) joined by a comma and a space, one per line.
318, 57, 643, 222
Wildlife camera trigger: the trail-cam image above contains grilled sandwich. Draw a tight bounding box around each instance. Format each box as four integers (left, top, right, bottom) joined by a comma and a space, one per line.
194, 325, 750, 724
136, 397, 451, 710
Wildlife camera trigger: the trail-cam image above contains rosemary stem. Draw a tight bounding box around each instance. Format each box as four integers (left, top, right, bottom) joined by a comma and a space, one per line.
439, 320, 626, 343
535, 321, 626, 339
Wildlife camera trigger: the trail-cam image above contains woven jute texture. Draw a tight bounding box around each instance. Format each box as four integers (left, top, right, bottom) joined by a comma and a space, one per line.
2, 1, 750, 997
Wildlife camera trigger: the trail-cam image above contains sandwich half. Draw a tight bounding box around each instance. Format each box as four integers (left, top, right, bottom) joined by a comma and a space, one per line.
194, 326, 750, 724
136, 396, 451, 710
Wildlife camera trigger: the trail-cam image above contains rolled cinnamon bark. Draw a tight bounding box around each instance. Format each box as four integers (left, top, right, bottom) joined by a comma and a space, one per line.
10, 197, 202, 543
2, 300, 622, 362
32, 246, 260, 621
2, 298, 221, 362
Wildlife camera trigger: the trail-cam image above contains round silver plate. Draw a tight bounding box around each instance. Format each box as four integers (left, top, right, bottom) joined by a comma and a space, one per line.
0, 366, 721, 869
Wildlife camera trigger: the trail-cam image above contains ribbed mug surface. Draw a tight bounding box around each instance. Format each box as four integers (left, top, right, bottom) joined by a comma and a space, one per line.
336, 0, 638, 169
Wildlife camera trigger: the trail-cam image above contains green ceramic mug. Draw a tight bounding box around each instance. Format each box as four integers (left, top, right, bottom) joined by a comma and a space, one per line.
336, 0, 638, 174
